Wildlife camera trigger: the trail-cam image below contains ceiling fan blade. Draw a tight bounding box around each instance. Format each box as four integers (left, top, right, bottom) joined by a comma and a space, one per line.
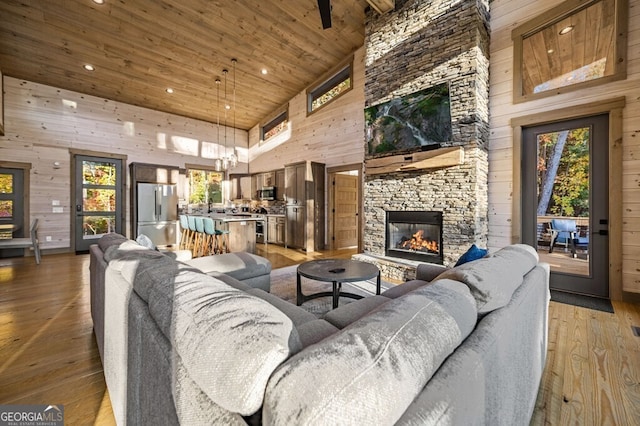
317, 0, 332, 29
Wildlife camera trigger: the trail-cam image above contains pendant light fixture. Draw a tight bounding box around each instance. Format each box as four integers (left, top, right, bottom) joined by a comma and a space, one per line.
222, 68, 230, 171
229, 58, 238, 168
214, 78, 223, 171
214, 59, 240, 171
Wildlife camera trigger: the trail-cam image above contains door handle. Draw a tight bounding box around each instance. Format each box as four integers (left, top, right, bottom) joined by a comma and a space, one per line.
76, 204, 82, 212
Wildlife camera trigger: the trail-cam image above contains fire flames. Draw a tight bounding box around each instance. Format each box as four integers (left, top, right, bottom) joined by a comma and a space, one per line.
399, 229, 439, 253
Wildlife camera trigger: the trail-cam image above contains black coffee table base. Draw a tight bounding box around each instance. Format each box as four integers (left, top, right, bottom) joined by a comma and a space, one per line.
297, 280, 366, 310
296, 259, 381, 310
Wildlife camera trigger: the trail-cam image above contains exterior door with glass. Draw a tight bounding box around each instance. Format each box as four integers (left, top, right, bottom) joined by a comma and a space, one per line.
74, 155, 123, 253
521, 114, 609, 298
0, 167, 25, 258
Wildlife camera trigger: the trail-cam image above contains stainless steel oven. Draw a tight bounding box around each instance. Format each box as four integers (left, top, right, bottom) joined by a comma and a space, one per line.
255, 217, 265, 243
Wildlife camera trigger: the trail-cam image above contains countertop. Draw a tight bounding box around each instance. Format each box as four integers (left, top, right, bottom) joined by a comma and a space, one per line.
208, 213, 266, 222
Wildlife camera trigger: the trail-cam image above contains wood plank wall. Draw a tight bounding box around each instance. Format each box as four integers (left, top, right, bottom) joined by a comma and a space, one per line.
247, 47, 365, 172
0, 77, 248, 250
489, 0, 640, 293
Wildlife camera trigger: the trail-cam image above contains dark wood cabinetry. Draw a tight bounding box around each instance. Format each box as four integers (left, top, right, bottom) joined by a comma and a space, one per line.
284, 161, 325, 251
267, 215, 285, 245
251, 168, 286, 201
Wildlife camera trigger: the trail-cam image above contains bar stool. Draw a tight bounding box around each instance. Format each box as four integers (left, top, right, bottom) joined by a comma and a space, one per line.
215, 223, 230, 254
193, 216, 206, 257
202, 217, 217, 256
179, 215, 191, 250
187, 215, 198, 256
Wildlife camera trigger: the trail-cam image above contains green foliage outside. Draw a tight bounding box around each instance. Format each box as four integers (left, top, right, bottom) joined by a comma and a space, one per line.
312, 78, 351, 111
537, 128, 590, 217
0, 174, 13, 218
81, 161, 118, 236
189, 170, 223, 204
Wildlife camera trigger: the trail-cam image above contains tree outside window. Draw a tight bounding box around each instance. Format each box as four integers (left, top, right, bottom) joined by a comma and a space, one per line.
188, 169, 223, 204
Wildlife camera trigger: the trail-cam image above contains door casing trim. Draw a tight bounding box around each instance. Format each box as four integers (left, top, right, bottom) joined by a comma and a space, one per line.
510, 97, 624, 300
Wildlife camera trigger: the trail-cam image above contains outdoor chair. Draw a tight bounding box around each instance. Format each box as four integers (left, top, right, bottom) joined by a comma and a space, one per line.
0, 219, 41, 264
549, 218, 588, 258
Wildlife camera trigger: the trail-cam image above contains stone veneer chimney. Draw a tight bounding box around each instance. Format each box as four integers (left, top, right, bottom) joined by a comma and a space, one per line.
363, 0, 490, 267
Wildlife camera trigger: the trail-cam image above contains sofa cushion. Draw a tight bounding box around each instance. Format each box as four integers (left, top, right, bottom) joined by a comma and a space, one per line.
98, 232, 129, 252
380, 279, 430, 299
106, 242, 300, 416
436, 244, 539, 315
294, 319, 341, 348
263, 279, 477, 425
186, 252, 271, 281
323, 295, 391, 329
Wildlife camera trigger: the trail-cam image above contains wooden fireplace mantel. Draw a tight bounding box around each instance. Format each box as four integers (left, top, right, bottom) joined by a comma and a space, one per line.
364, 146, 464, 175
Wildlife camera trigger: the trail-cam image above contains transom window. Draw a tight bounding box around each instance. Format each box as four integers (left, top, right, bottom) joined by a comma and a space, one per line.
261, 110, 288, 142
308, 61, 352, 113
512, 0, 627, 103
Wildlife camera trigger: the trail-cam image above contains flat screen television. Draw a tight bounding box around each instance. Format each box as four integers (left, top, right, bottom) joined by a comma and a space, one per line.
365, 83, 452, 157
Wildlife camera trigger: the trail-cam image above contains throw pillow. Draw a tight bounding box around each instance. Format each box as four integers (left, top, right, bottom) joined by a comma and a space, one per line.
455, 244, 488, 266
136, 233, 157, 251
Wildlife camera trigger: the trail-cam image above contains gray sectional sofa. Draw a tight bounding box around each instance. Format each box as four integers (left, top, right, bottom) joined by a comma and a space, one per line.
89, 233, 550, 425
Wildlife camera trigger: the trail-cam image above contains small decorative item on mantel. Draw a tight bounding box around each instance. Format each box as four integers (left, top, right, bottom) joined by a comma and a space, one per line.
0, 68, 4, 136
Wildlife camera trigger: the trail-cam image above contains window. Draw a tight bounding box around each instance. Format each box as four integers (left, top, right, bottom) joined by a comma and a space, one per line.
261, 110, 288, 142
308, 60, 353, 113
187, 168, 223, 204
512, 0, 627, 103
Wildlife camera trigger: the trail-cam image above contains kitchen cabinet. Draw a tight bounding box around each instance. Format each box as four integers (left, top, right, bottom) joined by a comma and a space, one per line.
266, 215, 285, 245
230, 174, 251, 200
251, 169, 284, 201
275, 169, 285, 200
284, 161, 325, 251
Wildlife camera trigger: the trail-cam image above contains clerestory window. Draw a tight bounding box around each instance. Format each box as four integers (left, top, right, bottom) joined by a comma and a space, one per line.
308, 60, 353, 114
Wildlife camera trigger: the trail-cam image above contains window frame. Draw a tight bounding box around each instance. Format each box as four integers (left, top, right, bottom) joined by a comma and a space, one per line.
511, 0, 628, 104
307, 56, 354, 115
260, 108, 289, 142
184, 164, 225, 205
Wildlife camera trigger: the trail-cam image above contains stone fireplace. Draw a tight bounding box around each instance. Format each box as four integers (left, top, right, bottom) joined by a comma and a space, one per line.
356, 0, 490, 279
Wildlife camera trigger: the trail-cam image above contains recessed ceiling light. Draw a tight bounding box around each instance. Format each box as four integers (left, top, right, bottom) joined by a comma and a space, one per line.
559, 25, 574, 35
83, 64, 95, 71
547, 49, 554, 54
225, 104, 231, 110
261, 68, 268, 75
166, 88, 174, 94
93, 0, 105, 4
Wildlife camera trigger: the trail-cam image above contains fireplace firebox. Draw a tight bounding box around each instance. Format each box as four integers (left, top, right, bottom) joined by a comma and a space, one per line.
386, 211, 443, 263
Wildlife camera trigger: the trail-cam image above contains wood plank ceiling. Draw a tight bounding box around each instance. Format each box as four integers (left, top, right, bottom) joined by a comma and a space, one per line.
0, 0, 370, 130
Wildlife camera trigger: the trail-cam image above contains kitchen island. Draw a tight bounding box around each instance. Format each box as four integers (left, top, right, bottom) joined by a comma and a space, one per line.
209, 214, 265, 254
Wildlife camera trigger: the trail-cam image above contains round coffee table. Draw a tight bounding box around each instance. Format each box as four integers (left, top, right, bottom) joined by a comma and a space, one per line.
296, 259, 381, 309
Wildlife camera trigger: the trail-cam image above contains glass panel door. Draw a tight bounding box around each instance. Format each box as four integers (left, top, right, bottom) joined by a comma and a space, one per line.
0, 168, 25, 258
522, 114, 609, 298
74, 155, 123, 252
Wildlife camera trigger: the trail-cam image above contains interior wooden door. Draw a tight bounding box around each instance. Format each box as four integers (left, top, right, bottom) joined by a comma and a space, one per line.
331, 173, 358, 249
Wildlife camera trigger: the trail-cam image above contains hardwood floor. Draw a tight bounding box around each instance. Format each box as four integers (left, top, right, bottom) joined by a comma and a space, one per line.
1, 248, 639, 424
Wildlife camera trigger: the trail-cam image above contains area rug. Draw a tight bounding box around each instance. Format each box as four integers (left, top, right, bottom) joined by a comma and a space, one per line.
269, 265, 394, 318
550, 290, 614, 313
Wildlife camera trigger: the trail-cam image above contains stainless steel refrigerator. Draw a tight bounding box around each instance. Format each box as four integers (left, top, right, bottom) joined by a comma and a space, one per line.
136, 183, 179, 247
